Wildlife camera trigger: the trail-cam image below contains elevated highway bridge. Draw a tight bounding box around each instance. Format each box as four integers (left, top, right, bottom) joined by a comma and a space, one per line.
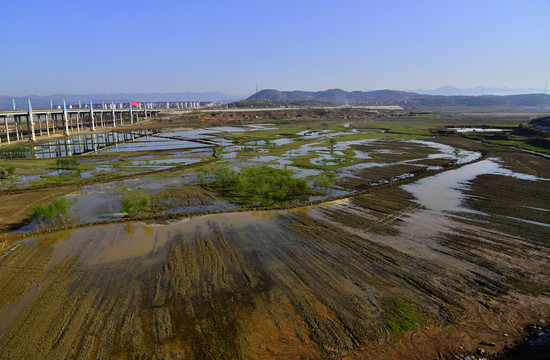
0, 103, 160, 143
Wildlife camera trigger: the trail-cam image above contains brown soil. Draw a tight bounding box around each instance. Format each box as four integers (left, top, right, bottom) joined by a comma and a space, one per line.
0, 185, 73, 233
0, 243, 54, 310
151, 186, 218, 212
0, 121, 548, 359
152, 107, 396, 126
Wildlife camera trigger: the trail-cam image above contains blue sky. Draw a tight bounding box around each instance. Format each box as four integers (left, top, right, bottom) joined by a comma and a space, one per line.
1, 0, 548, 96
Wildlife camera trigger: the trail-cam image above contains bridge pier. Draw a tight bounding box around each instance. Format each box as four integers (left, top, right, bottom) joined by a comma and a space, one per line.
63, 113, 70, 136
19, 117, 24, 140
27, 99, 37, 142
45, 113, 50, 137
111, 105, 116, 128
37, 115, 43, 137
14, 116, 20, 141
26, 114, 36, 142
90, 101, 96, 131
53, 114, 58, 135
18, 117, 23, 140
3, 117, 9, 144
63, 100, 70, 136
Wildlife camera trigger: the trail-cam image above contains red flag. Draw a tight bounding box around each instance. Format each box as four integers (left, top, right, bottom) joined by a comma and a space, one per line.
130, 102, 140, 106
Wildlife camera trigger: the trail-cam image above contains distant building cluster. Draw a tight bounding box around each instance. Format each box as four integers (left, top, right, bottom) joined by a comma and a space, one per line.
147, 101, 220, 109
62, 101, 222, 110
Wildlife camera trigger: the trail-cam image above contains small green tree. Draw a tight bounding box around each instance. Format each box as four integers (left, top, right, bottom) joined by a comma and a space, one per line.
453, 148, 461, 158
329, 138, 336, 153
121, 194, 151, 214
30, 197, 73, 228
6, 166, 16, 175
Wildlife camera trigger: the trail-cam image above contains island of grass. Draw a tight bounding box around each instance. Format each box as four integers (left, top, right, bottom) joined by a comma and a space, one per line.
199, 166, 315, 206
30, 197, 73, 228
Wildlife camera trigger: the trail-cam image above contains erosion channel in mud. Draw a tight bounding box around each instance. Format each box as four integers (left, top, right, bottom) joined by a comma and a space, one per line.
0, 115, 549, 359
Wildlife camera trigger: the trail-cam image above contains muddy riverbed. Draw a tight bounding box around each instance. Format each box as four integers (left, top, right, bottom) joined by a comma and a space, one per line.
0, 117, 548, 359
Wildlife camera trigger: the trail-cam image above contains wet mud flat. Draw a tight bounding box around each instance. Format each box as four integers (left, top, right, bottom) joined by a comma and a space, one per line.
0, 114, 549, 359
0, 138, 549, 359
0, 123, 467, 232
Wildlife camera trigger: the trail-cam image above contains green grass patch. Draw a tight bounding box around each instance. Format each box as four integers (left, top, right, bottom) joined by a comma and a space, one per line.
0, 158, 57, 169
56, 156, 79, 170
38, 169, 83, 184
382, 298, 428, 342
288, 145, 360, 170
221, 126, 302, 143
120, 193, 151, 214
30, 197, 73, 228
355, 121, 436, 136
464, 134, 550, 154
320, 131, 427, 143
484, 123, 520, 128
201, 166, 313, 206
501, 155, 538, 175
0, 145, 35, 159
221, 119, 351, 144
506, 277, 549, 296
308, 171, 338, 188
291, 154, 358, 171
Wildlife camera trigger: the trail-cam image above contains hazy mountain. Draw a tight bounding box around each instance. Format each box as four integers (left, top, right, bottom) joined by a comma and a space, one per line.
410, 86, 546, 96
0, 92, 245, 110
246, 88, 550, 108
4, 89, 549, 110
248, 89, 420, 104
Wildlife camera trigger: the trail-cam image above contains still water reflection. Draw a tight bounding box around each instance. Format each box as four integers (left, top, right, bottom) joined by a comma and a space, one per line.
0, 130, 158, 159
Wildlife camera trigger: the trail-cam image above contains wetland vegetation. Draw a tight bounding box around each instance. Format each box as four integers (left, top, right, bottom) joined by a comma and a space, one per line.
29, 197, 73, 228
0, 108, 548, 359
200, 167, 312, 205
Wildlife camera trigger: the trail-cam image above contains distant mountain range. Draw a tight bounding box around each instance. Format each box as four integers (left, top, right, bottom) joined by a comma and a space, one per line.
409, 86, 546, 96
247, 88, 550, 108
0, 92, 245, 110
3, 88, 549, 110
247, 89, 418, 103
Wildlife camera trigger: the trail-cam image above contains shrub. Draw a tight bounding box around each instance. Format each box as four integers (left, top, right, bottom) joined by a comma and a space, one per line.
56, 157, 79, 170
121, 194, 151, 214
6, 166, 16, 175
202, 166, 313, 205
30, 197, 73, 228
